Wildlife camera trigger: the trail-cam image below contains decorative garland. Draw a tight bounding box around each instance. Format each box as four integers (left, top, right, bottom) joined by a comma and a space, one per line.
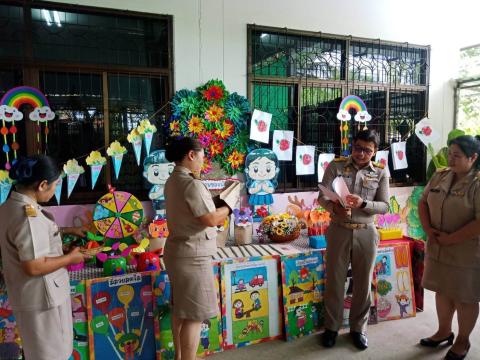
166, 80, 251, 175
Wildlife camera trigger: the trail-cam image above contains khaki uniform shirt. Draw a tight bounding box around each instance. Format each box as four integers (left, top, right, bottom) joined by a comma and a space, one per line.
422, 168, 480, 269
318, 156, 389, 223
0, 192, 70, 311
164, 166, 217, 257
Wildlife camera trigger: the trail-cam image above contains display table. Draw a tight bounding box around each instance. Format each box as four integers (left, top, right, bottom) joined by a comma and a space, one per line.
0, 236, 424, 360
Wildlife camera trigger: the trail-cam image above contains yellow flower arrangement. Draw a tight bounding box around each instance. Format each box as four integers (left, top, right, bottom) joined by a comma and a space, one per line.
107, 140, 127, 156
259, 213, 300, 238
136, 119, 157, 134
63, 159, 85, 175
86, 151, 107, 166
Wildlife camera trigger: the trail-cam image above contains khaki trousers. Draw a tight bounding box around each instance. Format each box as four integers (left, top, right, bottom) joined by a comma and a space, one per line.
324, 222, 378, 333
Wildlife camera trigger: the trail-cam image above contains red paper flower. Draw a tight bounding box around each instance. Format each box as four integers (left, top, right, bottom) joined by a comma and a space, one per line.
227, 149, 245, 170
421, 126, 432, 136
203, 85, 224, 101
209, 141, 224, 157
215, 119, 235, 139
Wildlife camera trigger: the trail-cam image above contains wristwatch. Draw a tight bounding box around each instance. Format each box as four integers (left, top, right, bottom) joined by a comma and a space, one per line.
360, 200, 367, 208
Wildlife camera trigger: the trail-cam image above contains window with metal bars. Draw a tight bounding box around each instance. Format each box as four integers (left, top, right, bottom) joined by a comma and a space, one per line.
248, 25, 430, 191
0, 2, 173, 204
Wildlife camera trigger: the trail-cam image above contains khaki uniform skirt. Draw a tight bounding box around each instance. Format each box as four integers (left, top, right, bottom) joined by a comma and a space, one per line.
164, 255, 218, 321
15, 298, 73, 360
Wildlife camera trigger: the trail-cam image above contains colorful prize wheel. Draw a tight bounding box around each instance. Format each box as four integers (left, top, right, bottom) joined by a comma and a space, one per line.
93, 191, 144, 238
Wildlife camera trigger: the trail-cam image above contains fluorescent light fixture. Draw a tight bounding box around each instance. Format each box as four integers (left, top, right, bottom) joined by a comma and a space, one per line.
42, 9, 52, 26
53, 11, 61, 27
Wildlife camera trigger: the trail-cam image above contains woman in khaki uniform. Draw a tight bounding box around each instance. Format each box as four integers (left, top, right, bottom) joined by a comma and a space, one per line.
419, 135, 480, 360
163, 137, 232, 360
0, 156, 89, 360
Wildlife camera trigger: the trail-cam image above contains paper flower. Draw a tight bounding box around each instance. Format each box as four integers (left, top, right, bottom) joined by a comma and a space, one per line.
201, 156, 212, 174
226, 149, 245, 171
209, 141, 224, 158
203, 85, 224, 101
187, 116, 204, 134
86, 151, 107, 166
215, 119, 234, 139
63, 159, 85, 175
0, 170, 14, 184
205, 104, 224, 123
107, 140, 127, 156
169, 120, 181, 136
137, 119, 157, 134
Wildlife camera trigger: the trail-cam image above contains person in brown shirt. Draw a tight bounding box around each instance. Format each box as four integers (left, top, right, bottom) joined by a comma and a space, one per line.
419, 135, 480, 360
0, 155, 89, 360
318, 129, 389, 350
163, 137, 235, 360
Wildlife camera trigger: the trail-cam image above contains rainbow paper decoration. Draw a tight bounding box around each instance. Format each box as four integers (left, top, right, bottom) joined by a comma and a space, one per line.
127, 128, 143, 166
0, 86, 55, 165
54, 172, 65, 205
107, 141, 127, 180
64, 159, 85, 198
0, 170, 13, 205
336, 95, 371, 155
86, 151, 107, 189
137, 119, 157, 157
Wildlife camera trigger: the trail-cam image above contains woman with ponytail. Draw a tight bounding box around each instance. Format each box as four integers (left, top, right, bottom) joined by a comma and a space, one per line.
0, 155, 90, 360
419, 135, 480, 360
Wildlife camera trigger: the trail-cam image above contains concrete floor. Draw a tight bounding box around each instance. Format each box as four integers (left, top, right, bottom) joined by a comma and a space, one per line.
211, 290, 480, 360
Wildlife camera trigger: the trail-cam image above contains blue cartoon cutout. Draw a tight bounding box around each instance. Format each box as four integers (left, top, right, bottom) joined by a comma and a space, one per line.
244, 148, 279, 221
143, 150, 174, 220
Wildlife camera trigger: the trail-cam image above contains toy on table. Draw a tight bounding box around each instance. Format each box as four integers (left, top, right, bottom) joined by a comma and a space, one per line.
136, 251, 161, 272
103, 256, 127, 276
233, 208, 253, 245
93, 188, 144, 239
148, 218, 169, 254
258, 213, 300, 243
64, 231, 105, 271
306, 207, 330, 249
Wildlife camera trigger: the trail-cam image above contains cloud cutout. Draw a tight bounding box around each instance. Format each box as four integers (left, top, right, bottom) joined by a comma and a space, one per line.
0, 105, 23, 122
354, 111, 372, 123
29, 106, 55, 122
336, 109, 351, 121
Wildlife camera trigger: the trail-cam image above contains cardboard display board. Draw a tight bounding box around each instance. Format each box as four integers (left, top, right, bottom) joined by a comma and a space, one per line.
86, 273, 156, 360
71, 280, 89, 360
280, 251, 325, 340
221, 256, 282, 349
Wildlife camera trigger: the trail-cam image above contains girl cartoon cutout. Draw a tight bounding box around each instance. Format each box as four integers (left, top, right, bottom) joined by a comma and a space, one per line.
244, 148, 279, 220
295, 306, 307, 332
233, 299, 244, 319
143, 150, 175, 219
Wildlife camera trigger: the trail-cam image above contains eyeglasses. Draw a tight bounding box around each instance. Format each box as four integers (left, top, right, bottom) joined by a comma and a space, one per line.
352, 145, 374, 155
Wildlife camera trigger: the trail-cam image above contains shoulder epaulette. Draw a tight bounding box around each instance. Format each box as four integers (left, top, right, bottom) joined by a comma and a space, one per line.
436, 167, 450, 173
24, 204, 37, 217
334, 157, 347, 162
372, 161, 384, 169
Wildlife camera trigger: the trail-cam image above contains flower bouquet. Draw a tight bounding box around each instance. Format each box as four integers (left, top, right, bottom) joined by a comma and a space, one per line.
259, 213, 300, 243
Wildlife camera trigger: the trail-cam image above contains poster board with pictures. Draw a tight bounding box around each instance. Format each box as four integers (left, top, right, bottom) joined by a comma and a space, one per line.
86, 273, 156, 360
71, 280, 89, 360
152, 266, 223, 359
375, 242, 416, 321
0, 287, 22, 360
221, 256, 282, 349
280, 251, 325, 341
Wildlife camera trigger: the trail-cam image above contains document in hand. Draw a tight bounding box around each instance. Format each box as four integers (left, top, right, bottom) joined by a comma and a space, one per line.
318, 176, 351, 208
218, 181, 243, 210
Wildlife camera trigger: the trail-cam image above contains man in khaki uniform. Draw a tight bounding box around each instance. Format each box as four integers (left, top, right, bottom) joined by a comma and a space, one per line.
318, 130, 389, 350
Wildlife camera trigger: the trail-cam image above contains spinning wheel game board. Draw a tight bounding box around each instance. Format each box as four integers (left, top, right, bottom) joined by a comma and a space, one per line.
93, 191, 144, 239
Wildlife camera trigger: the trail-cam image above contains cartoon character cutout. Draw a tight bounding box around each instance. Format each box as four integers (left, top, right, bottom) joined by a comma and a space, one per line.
143, 150, 175, 220
295, 306, 307, 332
244, 148, 279, 220
396, 294, 410, 318
236, 279, 246, 293
233, 299, 244, 319
250, 291, 261, 311
115, 330, 141, 360
200, 319, 211, 350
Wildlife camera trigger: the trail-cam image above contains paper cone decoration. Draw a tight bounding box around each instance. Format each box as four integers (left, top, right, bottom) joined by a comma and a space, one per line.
54, 176, 63, 205
113, 154, 123, 180
90, 164, 103, 189
0, 183, 11, 205
133, 139, 142, 165
67, 174, 79, 198
144, 132, 153, 156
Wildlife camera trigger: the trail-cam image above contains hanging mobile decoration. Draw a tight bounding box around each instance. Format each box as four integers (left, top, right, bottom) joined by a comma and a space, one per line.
336, 95, 371, 156
0, 86, 55, 168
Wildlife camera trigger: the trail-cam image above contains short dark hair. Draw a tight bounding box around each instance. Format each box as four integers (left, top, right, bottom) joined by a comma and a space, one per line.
353, 129, 380, 148
448, 135, 480, 169
10, 155, 60, 187
165, 137, 203, 163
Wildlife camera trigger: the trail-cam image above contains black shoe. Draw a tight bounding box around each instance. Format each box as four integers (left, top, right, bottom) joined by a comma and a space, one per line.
321, 329, 338, 348
420, 333, 454, 347
445, 343, 470, 360
350, 331, 368, 350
